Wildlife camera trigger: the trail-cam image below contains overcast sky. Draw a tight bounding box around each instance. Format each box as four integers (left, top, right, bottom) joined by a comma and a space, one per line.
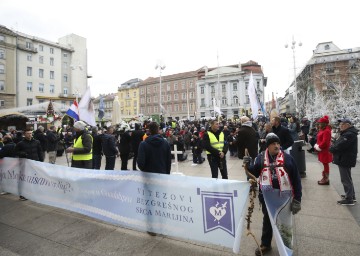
1, 0, 359, 99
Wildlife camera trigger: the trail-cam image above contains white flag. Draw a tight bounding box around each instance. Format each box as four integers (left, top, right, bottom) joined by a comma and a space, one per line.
78, 87, 96, 126
247, 72, 259, 120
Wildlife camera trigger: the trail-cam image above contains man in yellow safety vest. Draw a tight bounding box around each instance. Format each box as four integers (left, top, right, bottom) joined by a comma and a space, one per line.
65, 121, 93, 169
202, 120, 228, 179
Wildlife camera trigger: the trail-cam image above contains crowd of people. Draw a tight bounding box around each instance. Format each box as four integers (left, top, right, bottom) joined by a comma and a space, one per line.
0, 113, 358, 256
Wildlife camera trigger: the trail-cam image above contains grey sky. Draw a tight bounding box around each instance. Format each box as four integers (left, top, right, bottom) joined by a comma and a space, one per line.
1, 0, 359, 99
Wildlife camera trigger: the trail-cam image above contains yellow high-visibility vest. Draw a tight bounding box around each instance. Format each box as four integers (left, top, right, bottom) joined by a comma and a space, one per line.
72, 134, 93, 161
206, 131, 224, 155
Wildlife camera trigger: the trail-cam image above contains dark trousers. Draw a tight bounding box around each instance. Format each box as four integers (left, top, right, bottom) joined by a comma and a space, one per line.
105, 155, 116, 170
193, 153, 203, 163
132, 152, 138, 170
259, 192, 272, 247
93, 154, 102, 169
120, 153, 129, 170
207, 155, 228, 179
339, 165, 355, 199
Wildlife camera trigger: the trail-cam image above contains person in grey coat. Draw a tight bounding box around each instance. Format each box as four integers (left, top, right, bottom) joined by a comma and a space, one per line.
330, 118, 358, 205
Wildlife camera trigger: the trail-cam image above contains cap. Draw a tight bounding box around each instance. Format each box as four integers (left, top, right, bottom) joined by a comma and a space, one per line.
266, 133, 281, 147
73, 121, 87, 131
318, 115, 330, 124
338, 118, 352, 125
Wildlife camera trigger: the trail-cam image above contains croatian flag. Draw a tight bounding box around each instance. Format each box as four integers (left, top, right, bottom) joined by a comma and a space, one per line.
66, 100, 79, 121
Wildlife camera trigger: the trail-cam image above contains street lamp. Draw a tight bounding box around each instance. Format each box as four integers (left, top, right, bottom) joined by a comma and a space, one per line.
285, 36, 302, 114
155, 61, 166, 122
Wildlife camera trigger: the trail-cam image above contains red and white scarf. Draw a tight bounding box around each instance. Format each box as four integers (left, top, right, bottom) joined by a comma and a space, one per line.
259, 149, 293, 195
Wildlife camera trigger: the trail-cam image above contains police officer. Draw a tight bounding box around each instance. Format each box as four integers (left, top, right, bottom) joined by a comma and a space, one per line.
202, 120, 228, 179
65, 121, 93, 169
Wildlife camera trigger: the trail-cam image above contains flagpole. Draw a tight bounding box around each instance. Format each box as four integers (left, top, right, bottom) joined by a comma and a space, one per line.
217, 51, 221, 122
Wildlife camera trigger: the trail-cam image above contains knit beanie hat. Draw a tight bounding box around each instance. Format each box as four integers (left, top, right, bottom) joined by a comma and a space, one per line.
73, 121, 87, 131
318, 115, 329, 124
266, 133, 281, 147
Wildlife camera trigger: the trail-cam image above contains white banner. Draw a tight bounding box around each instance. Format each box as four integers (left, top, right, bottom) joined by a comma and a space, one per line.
0, 158, 250, 253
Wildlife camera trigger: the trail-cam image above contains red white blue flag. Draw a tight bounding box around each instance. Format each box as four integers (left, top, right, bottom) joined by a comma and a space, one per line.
66, 100, 79, 121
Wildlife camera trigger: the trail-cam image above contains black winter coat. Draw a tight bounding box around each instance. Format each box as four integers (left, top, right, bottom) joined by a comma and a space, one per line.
101, 134, 118, 156
118, 131, 131, 154
272, 125, 294, 150
137, 134, 171, 174
0, 142, 16, 158
236, 125, 258, 159
330, 126, 358, 167
34, 130, 48, 152
15, 138, 43, 161
46, 130, 59, 152
131, 129, 145, 154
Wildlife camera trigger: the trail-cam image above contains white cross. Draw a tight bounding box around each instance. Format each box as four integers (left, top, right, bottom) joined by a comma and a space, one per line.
171, 144, 184, 175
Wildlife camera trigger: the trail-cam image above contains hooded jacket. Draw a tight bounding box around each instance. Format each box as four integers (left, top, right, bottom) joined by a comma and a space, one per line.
316, 125, 333, 163
137, 134, 171, 174
330, 126, 358, 167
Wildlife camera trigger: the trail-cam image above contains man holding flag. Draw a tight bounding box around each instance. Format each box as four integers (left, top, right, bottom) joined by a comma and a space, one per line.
244, 133, 302, 256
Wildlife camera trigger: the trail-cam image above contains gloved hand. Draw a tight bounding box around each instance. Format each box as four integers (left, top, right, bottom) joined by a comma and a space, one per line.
291, 199, 301, 215
314, 144, 321, 152
243, 156, 252, 166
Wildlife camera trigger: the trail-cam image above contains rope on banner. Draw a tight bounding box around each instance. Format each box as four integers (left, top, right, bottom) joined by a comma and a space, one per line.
243, 148, 263, 256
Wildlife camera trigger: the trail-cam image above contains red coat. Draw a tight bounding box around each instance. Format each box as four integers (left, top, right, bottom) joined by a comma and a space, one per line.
316, 125, 333, 163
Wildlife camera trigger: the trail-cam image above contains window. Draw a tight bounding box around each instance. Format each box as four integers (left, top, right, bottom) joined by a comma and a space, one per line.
50, 58, 54, 66
182, 103, 186, 111
174, 93, 178, 100
190, 103, 194, 110
39, 99, 44, 104
326, 62, 334, 73
174, 104, 179, 111
50, 84, 54, 93
154, 85, 157, 93
245, 82, 249, 90
349, 59, 358, 69
50, 71, 54, 79
126, 100, 131, 107
27, 98, 33, 106
167, 83, 170, 91
0, 64, 4, 74
174, 83, 178, 90
39, 83, 44, 92
167, 95, 171, 101
324, 44, 330, 50
167, 105, 172, 112
39, 56, 44, 64
39, 69, 44, 78
0, 80, 4, 91
27, 54, 32, 61
140, 88, 144, 94
147, 97, 151, 103
64, 74, 68, 82
126, 91, 130, 98
61, 101, 66, 110
190, 82, 193, 88
222, 97, 227, 105
182, 92, 186, 99
246, 95, 250, 104
141, 97, 144, 104
27, 67, 32, 76
0, 35, 4, 42
211, 85, 215, 93
161, 95, 164, 102
50, 48, 54, 54
63, 52, 68, 58
0, 100, 4, 107
222, 84, 226, 92
133, 91, 136, 97
153, 96, 158, 103
200, 86, 204, 94
63, 88, 68, 95
0, 49, 4, 59
133, 100, 137, 107
233, 96, 239, 104
181, 82, 185, 89
39, 45, 43, 51
27, 82, 32, 91
190, 92, 194, 99
201, 98, 205, 106
233, 83, 237, 91
154, 106, 158, 113
26, 42, 32, 49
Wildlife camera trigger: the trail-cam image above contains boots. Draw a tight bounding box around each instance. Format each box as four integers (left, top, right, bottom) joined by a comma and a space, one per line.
318, 172, 330, 185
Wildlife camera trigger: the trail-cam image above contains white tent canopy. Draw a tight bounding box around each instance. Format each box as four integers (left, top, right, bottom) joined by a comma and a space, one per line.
0, 101, 64, 116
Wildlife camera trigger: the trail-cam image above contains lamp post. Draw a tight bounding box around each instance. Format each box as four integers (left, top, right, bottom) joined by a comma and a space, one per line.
285, 36, 302, 114
155, 61, 166, 122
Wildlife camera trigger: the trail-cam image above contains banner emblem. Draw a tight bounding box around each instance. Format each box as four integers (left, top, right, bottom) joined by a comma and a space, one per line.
198, 189, 236, 236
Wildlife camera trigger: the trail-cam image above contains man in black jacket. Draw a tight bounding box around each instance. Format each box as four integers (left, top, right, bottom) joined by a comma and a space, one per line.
101, 126, 119, 170
271, 116, 294, 150
46, 125, 59, 164
0, 135, 16, 158
33, 126, 47, 162
137, 122, 171, 174
131, 123, 144, 170
15, 128, 44, 201
330, 118, 358, 205
118, 125, 131, 170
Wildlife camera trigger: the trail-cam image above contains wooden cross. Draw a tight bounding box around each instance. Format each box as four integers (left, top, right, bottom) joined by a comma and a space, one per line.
171, 144, 184, 175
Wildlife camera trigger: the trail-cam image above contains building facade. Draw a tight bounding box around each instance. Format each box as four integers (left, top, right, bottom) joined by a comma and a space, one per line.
197, 61, 266, 119
117, 78, 142, 120
0, 24, 88, 113
138, 71, 198, 121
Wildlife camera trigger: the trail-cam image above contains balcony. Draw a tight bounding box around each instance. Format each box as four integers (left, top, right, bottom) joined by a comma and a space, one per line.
17, 44, 38, 53
59, 93, 68, 98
